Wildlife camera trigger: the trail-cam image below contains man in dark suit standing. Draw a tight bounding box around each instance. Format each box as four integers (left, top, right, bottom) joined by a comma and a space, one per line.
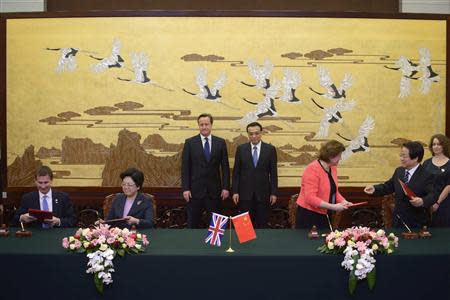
13, 166, 76, 227
364, 141, 435, 228
232, 122, 278, 228
181, 113, 230, 228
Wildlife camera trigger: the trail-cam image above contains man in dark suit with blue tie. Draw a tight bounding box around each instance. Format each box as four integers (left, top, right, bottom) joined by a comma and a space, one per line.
232, 122, 278, 228
364, 141, 435, 228
13, 166, 76, 227
181, 113, 230, 228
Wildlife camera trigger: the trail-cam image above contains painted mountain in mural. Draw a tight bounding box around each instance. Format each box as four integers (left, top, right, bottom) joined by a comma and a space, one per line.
8, 146, 42, 186
142, 134, 183, 152
101, 129, 182, 187
37, 146, 62, 158
61, 137, 110, 164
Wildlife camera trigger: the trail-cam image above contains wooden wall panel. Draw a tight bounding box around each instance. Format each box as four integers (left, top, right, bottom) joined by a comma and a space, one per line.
46, 0, 400, 13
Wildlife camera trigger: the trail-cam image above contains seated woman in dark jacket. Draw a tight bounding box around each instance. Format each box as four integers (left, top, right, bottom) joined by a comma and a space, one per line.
106, 168, 154, 228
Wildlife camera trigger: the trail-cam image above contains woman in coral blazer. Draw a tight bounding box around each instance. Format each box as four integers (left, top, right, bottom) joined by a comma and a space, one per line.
296, 140, 352, 229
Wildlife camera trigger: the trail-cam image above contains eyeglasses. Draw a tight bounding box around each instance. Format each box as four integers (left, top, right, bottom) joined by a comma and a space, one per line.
121, 183, 136, 187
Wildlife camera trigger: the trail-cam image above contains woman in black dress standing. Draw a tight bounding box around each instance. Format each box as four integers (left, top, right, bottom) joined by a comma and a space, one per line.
423, 134, 450, 226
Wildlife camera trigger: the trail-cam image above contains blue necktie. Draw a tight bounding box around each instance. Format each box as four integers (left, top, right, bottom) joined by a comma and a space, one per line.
42, 195, 50, 229
204, 138, 211, 161
404, 170, 410, 183
252, 146, 258, 167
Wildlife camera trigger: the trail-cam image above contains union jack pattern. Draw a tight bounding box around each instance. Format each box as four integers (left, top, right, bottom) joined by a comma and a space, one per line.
205, 212, 229, 247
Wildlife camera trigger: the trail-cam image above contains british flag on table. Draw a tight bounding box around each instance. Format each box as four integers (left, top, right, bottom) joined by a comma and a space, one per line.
205, 212, 229, 247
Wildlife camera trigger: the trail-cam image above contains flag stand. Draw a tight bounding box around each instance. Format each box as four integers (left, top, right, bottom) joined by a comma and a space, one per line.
326, 214, 333, 232
226, 216, 234, 253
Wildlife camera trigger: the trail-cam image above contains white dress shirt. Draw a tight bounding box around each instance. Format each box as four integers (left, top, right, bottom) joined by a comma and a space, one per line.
200, 134, 212, 149
406, 163, 420, 180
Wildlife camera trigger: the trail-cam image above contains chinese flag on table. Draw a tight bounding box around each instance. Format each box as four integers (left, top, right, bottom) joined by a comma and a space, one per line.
231, 212, 256, 243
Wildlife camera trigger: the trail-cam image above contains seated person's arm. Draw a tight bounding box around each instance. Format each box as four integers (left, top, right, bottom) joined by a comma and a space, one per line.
133, 202, 154, 229
437, 185, 450, 204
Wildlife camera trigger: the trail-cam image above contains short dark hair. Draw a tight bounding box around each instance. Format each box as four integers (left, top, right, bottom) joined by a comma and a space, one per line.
197, 113, 213, 124
318, 140, 345, 162
402, 141, 424, 162
429, 134, 450, 157
35, 166, 53, 180
120, 168, 144, 190
246, 122, 263, 132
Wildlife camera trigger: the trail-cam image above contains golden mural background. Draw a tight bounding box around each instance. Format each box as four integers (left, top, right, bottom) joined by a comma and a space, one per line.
6, 17, 447, 187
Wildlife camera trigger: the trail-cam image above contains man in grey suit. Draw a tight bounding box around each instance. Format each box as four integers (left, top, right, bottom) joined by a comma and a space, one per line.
232, 122, 278, 228
181, 113, 230, 228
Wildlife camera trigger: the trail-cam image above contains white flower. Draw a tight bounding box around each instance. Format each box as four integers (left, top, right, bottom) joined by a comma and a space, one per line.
376, 229, 385, 237
135, 244, 142, 250
69, 236, 75, 243
118, 237, 124, 243
82, 228, 90, 236
327, 241, 335, 250
83, 241, 90, 249
137, 233, 142, 239
69, 244, 75, 250
86, 249, 115, 286
99, 244, 108, 251
387, 248, 393, 254
371, 244, 379, 251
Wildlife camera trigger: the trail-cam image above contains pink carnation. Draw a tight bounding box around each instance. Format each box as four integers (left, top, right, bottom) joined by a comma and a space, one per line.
126, 237, 136, 248
74, 239, 82, 249
356, 241, 366, 252
335, 238, 346, 247
62, 237, 69, 248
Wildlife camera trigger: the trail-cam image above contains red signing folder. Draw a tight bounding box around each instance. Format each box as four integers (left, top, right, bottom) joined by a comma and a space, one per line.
398, 179, 417, 199
28, 209, 53, 222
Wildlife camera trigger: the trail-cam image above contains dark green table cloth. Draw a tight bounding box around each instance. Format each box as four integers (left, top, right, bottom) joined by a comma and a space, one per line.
0, 229, 449, 300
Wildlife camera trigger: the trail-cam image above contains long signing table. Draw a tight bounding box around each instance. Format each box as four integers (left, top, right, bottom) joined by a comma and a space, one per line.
0, 228, 449, 300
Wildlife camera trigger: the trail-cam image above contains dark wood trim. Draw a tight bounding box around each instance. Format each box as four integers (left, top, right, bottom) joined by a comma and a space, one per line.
1, 10, 448, 20
0, 15, 6, 197
45, 0, 400, 13
447, 17, 450, 137
3, 186, 370, 206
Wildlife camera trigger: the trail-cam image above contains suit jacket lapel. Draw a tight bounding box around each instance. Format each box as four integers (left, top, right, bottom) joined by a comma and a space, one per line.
210, 136, 217, 160
32, 192, 41, 210
116, 194, 126, 217
127, 193, 144, 216
196, 135, 207, 163
408, 165, 422, 186
52, 192, 61, 215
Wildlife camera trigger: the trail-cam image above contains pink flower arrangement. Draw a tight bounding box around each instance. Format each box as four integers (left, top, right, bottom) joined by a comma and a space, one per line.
62, 224, 150, 294
318, 226, 398, 295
